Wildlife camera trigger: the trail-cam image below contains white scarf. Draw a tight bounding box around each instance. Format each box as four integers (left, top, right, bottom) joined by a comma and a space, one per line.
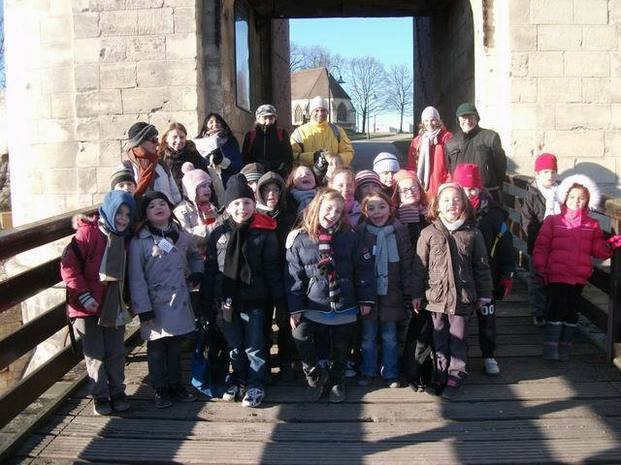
440, 216, 466, 232
366, 224, 400, 296
535, 180, 561, 218
417, 127, 441, 190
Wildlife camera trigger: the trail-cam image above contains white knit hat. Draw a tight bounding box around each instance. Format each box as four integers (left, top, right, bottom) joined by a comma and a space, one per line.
557, 174, 601, 210
373, 152, 400, 174
309, 96, 328, 113
421, 106, 441, 122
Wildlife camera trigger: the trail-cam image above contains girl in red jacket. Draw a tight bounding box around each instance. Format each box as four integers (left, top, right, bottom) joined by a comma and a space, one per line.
60, 190, 136, 416
533, 174, 621, 361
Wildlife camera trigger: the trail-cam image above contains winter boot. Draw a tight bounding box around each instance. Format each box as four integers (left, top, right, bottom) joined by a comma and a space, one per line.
543, 322, 562, 361
558, 323, 576, 361
304, 365, 329, 402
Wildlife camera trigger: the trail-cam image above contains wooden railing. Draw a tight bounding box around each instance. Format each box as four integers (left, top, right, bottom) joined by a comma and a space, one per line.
503, 173, 621, 366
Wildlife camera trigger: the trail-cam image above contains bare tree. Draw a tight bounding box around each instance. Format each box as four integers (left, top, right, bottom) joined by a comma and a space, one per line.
0, 16, 5, 88
346, 56, 386, 134
290, 43, 346, 78
384, 64, 413, 133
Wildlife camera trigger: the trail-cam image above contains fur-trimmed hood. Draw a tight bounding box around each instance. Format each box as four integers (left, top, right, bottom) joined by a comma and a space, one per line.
557, 174, 600, 210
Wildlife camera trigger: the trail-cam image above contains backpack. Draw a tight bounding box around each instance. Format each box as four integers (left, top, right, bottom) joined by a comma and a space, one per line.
246, 127, 285, 153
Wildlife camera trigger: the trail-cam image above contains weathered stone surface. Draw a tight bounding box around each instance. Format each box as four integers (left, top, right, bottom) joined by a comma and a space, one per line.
582, 78, 612, 103
574, 0, 609, 25
544, 130, 605, 158
555, 104, 610, 130
610, 53, 621, 77
173, 7, 196, 33
100, 37, 128, 63
75, 117, 100, 141
100, 10, 138, 36
40, 67, 74, 93
76, 91, 99, 117
74, 64, 100, 91
138, 8, 174, 35
98, 140, 124, 166
99, 114, 141, 140
509, 0, 531, 25
100, 62, 136, 89
511, 78, 537, 103
74, 38, 102, 64
537, 77, 582, 103
166, 33, 197, 59
604, 130, 621, 157
127, 36, 166, 61
530, 0, 573, 24
528, 52, 564, 77
565, 52, 609, 77
76, 141, 99, 167
136, 60, 197, 87
512, 104, 556, 130
50, 92, 75, 118
121, 87, 170, 113
537, 25, 581, 51
611, 104, 621, 129
73, 12, 101, 39
583, 26, 617, 50
511, 53, 529, 77
40, 17, 72, 45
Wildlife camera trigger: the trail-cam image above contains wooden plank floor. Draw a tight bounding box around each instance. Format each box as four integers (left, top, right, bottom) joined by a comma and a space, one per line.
8, 279, 621, 464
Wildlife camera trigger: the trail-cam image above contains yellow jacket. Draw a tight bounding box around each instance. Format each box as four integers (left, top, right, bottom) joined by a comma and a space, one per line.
290, 121, 354, 166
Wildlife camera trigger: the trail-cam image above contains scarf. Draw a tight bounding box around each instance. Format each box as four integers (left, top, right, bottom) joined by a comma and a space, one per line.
222, 218, 252, 299
317, 226, 341, 310
290, 188, 316, 213
469, 194, 481, 210
418, 127, 441, 190
397, 204, 425, 224
97, 223, 130, 327
147, 222, 179, 244
366, 224, 400, 295
130, 146, 159, 197
536, 180, 561, 219
440, 216, 466, 232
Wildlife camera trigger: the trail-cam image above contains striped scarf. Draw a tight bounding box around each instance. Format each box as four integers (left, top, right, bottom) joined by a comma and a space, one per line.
317, 226, 341, 310
398, 204, 425, 224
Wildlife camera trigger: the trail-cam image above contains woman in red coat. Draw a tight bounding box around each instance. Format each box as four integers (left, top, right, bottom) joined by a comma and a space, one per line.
406, 106, 452, 198
533, 174, 621, 361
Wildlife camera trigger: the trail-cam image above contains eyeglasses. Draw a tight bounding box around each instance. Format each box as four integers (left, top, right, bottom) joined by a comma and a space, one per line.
399, 186, 420, 194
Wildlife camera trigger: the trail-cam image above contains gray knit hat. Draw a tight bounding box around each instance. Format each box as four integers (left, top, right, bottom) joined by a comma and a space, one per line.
127, 122, 158, 149
255, 104, 277, 119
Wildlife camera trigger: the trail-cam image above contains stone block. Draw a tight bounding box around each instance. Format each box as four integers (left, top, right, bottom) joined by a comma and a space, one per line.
99, 113, 141, 140
537, 77, 582, 103
74, 64, 100, 91
76, 90, 122, 117
88, 0, 125, 11
100, 37, 128, 62
100, 62, 136, 88
168, 86, 198, 111
74, 13, 101, 39
121, 87, 170, 113
530, 0, 573, 24
127, 36, 166, 61
173, 7, 197, 33
138, 8, 174, 35
76, 117, 100, 141
574, 0, 609, 24
582, 78, 612, 103
605, 131, 621, 156
35, 142, 78, 168
149, 111, 197, 134
78, 168, 98, 194
76, 141, 99, 167
512, 104, 556, 130
510, 0, 531, 25
42, 169, 77, 194
74, 38, 101, 64
164, 0, 195, 6
76, 91, 99, 117
613, 0, 621, 23
101, 10, 138, 36
555, 104, 610, 130
126, 0, 164, 7
510, 129, 544, 159
611, 53, 621, 77
40, 17, 72, 45
529, 52, 564, 77
511, 53, 529, 77
98, 140, 124, 166
544, 129, 605, 158
49, 0, 73, 16
166, 33, 197, 60
100, 89, 123, 114
537, 25, 581, 51
136, 60, 197, 87
565, 52, 609, 77
73, 0, 90, 13
612, 104, 621, 128
50, 92, 74, 118
511, 78, 537, 103
40, 66, 74, 93
583, 25, 617, 50
40, 43, 73, 67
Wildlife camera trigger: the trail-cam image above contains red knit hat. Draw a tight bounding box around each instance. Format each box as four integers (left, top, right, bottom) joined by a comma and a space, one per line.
452, 163, 482, 189
534, 153, 558, 172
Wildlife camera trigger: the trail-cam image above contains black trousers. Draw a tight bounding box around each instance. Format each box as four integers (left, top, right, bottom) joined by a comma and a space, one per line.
476, 301, 497, 358
546, 283, 584, 324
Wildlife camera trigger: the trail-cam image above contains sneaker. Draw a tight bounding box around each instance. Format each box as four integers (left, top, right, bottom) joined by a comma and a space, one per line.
386, 378, 401, 389
533, 316, 546, 327
357, 375, 373, 387
242, 387, 265, 408
344, 360, 357, 378
170, 383, 195, 402
110, 393, 130, 412
222, 384, 241, 402
329, 384, 346, 403
93, 399, 112, 416
441, 378, 462, 401
483, 357, 500, 376
153, 388, 172, 409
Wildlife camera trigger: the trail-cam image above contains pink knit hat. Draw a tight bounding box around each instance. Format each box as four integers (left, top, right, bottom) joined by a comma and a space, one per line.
534, 153, 558, 172
181, 162, 212, 203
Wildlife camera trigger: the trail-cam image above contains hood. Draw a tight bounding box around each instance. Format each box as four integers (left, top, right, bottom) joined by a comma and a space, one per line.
255, 171, 286, 206
72, 213, 97, 231
557, 174, 601, 210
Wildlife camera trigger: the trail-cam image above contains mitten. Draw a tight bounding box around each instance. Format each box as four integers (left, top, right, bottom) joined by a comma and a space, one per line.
608, 235, 621, 250
312, 151, 328, 179
498, 276, 513, 299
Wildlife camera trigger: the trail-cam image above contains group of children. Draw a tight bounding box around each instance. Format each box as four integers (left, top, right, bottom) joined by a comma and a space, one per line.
61, 112, 621, 414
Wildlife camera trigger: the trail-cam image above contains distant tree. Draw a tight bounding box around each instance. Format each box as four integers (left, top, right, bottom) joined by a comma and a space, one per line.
384, 64, 413, 133
0, 16, 5, 88
346, 56, 386, 134
289, 43, 346, 78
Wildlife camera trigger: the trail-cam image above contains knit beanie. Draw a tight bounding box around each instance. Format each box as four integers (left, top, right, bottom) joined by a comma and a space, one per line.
309, 96, 328, 113
534, 153, 558, 173
455, 102, 479, 119
373, 152, 400, 174
256, 104, 277, 118
241, 162, 265, 183
452, 163, 483, 189
421, 106, 441, 122
127, 122, 158, 149
140, 191, 174, 220
436, 182, 463, 198
109, 165, 136, 190
181, 162, 212, 203
223, 173, 255, 207
355, 170, 382, 190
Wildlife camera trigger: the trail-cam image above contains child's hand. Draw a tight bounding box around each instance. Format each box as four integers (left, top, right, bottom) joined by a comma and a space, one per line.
290, 313, 302, 330
360, 305, 371, 316
411, 298, 422, 314
84, 300, 98, 313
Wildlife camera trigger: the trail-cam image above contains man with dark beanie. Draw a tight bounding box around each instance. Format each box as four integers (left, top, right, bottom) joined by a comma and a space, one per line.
200, 173, 285, 408
446, 103, 507, 205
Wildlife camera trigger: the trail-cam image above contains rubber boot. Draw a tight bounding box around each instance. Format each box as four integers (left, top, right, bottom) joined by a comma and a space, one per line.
558, 323, 576, 361
543, 322, 562, 361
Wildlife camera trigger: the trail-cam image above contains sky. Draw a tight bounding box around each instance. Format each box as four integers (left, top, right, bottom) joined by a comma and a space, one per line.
290, 18, 414, 131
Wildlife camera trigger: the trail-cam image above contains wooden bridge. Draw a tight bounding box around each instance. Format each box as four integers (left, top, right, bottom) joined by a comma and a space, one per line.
2, 175, 621, 464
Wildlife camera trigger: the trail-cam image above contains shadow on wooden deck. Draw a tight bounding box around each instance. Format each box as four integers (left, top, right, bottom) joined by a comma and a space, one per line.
7, 280, 621, 464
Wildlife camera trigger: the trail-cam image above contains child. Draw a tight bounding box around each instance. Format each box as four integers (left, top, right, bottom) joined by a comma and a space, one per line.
110, 165, 137, 195
287, 164, 318, 214
128, 191, 203, 408
533, 174, 621, 361
520, 153, 561, 327
240, 162, 266, 193
174, 162, 220, 257
329, 167, 361, 225
412, 182, 493, 399
354, 170, 384, 204
200, 174, 285, 407
286, 189, 375, 402
373, 152, 400, 196
453, 163, 515, 376
61, 190, 136, 415
392, 169, 428, 246
357, 192, 415, 388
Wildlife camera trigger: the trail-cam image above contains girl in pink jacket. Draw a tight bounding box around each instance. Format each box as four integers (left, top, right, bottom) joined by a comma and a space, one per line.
533, 174, 620, 361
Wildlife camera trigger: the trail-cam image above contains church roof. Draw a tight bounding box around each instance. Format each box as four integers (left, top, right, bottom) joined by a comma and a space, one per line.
291, 67, 350, 101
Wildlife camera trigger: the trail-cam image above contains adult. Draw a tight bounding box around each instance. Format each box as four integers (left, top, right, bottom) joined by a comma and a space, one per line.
242, 104, 293, 179
406, 106, 452, 197
446, 103, 507, 204
123, 122, 181, 206
290, 96, 354, 169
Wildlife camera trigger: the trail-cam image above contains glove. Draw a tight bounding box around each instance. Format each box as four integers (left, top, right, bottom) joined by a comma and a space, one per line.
188, 272, 204, 287
498, 276, 513, 299
608, 235, 621, 250
312, 150, 328, 179
209, 148, 224, 166
138, 310, 155, 322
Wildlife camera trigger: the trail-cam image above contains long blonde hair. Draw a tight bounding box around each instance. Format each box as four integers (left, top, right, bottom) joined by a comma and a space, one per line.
301, 188, 344, 241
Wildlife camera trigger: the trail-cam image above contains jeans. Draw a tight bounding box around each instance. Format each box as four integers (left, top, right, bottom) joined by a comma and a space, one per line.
430, 312, 470, 382
360, 318, 399, 379
222, 308, 267, 389
528, 261, 547, 317
147, 334, 186, 390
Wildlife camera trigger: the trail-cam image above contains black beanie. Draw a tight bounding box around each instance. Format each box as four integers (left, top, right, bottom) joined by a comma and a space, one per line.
110, 166, 136, 190
140, 191, 174, 220
127, 122, 158, 148
223, 173, 255, 207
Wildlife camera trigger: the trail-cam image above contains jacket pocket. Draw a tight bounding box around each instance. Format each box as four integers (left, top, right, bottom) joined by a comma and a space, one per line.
426, 275, 444, 303
459, 283, 476, 304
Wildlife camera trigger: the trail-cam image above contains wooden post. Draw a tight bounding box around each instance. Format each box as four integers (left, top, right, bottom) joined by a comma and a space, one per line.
606, 199, 621, 366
